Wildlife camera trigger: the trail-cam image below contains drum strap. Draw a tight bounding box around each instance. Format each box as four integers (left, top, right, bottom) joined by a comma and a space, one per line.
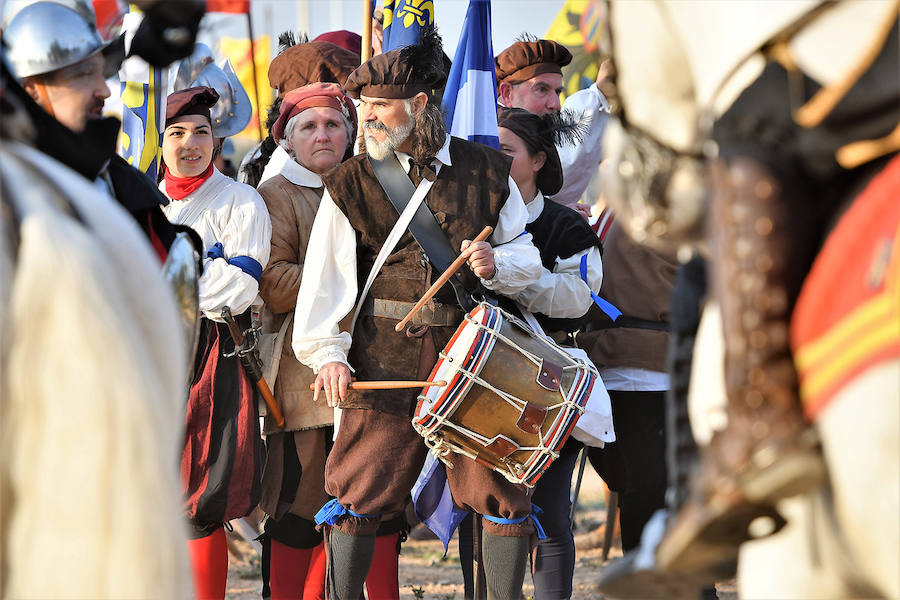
349, 164, 437, 334
368, 153, 476, 311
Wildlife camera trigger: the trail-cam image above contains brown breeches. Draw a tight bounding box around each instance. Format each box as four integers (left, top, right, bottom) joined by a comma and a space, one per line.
444, 452, 534, 537
325, 408, 533, 537
260, 427, 332, 522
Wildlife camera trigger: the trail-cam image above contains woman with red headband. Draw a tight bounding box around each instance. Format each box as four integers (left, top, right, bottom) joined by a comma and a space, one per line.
254, 82, 381, 600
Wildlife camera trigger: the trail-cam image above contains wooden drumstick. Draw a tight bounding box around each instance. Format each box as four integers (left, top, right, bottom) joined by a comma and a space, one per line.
394, 225, 493, 332
309, 380, 447, 391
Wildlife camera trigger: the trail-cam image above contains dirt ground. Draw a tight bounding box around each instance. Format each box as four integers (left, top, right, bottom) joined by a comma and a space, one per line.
225, 467, 737, 599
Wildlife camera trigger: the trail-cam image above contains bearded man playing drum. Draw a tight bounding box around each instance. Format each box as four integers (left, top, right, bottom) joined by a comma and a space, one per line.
292, 30, 546, 600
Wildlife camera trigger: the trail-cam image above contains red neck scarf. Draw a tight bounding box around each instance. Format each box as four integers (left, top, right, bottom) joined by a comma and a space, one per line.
164, 163, 214, 200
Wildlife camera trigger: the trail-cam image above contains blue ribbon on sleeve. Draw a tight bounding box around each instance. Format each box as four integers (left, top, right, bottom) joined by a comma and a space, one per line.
314, 499, 381, 527
205, 242, 262, 283
206, 242, 225, 260
482, 503, 547, 539
580, 254, 622, 321
227, 255, 263, 283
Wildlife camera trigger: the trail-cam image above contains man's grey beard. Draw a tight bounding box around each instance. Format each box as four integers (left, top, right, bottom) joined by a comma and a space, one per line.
363, 117, 414, 160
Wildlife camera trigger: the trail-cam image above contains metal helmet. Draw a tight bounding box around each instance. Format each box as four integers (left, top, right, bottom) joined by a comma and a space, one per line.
173, 43, 252, 138
3, 1, 124, 80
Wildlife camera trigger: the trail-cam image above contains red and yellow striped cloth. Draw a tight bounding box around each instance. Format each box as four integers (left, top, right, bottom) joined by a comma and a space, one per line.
791, 155, 900, 420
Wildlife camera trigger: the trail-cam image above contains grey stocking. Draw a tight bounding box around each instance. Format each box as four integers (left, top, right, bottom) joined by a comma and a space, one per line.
326, 527, 376, 600
481, 531, 529, 600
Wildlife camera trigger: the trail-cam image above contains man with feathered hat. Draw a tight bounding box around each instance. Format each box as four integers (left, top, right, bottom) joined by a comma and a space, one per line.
495, 35, 612, 213
291, 30, 546, 600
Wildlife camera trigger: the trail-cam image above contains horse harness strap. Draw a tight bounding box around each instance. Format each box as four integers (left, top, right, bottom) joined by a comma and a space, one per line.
591, 316, 670, 332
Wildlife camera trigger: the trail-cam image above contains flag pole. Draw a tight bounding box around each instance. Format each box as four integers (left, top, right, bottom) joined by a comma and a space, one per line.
362, 0, 373, 62
245, 8, 264, 141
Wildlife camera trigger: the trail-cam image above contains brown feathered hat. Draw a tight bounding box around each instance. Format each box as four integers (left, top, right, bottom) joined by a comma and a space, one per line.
344, 28, 446, 99
494, 39, 572, 84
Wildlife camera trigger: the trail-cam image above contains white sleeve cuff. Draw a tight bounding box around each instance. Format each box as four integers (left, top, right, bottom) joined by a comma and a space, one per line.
480, 239, 541, 292
309, 349, 354, 374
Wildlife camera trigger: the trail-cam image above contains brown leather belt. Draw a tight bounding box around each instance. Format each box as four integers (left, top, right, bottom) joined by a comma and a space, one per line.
361, 298, 463, 327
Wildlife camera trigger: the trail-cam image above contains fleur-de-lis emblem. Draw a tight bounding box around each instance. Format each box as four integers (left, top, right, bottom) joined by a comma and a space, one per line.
396, 0, 434, 29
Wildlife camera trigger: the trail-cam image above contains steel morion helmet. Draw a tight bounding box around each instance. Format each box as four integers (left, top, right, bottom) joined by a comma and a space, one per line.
173, 43, 252, 138
3, 1, 125, 80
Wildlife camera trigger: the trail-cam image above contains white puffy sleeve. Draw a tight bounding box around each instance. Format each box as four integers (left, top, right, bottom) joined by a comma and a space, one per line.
481, 177, 543, 295
200, 186, 271, 320
514, 245, 603, 318
291, 191, 357, 372
554, 84, 611, 207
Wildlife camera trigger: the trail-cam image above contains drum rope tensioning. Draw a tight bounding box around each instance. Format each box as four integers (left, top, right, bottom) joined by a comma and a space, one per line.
413, 302, 599, 487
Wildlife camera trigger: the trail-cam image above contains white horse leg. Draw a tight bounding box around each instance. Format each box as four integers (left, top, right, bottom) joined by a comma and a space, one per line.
737, 361, 900, 599
815, 359, 900, 598
690, 305, 843, 598
737, 493, 853, 599
686, 301, 900, 598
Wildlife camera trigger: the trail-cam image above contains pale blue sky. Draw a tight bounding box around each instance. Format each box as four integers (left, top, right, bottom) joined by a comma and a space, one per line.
199, 0, 566, 59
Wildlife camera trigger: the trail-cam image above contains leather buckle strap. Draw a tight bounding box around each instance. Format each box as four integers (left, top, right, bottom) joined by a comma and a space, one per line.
368, 153, 476, 311
361, 297, 463, 327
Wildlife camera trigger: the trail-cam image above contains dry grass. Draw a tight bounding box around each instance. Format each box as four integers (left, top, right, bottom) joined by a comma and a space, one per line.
224, 468, 737, 599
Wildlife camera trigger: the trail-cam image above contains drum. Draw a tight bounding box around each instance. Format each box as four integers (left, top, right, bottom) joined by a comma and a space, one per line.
413, 303, 599, 487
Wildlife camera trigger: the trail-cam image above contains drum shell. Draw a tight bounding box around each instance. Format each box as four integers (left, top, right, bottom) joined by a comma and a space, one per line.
416, 305, 594, 486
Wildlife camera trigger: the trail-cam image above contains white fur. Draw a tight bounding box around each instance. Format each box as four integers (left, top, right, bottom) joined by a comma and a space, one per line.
0, 143, 190, 598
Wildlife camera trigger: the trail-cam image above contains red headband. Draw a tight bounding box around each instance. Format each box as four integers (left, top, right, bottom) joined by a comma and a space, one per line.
271, 82, 357, 142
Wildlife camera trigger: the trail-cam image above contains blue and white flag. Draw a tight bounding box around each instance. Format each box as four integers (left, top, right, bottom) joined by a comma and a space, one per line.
382, 0, 436, 52
440, 0, 498, 149
411, 453, 469, 551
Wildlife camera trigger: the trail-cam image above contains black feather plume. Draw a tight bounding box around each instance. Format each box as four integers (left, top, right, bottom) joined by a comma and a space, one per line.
277, 31, 309, 55
515, 32, 540, 43
398, 27, 444, 82
544, 108, 589, 147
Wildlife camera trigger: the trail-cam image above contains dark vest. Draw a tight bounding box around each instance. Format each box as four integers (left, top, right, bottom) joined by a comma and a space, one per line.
522, 198, 603, 334
322, 137, 511, 415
